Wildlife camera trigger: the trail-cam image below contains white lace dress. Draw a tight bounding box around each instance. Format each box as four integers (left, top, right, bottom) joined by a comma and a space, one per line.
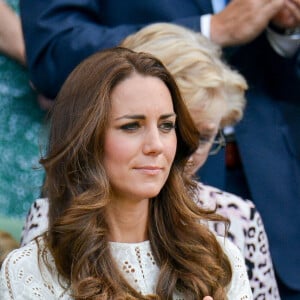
20, 183, 280, 299
0, 236, 252, 299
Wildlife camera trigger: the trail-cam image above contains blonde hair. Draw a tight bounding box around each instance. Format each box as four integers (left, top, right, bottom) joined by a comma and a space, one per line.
122, 23, 248, 127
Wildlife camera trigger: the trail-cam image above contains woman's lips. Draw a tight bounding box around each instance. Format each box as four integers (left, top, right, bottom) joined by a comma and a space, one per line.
134, 166, 163, 175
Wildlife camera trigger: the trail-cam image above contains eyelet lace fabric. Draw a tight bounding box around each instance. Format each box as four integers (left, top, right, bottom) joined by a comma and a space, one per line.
21, 188, 279, 299
0, 237, 253, 299
0, 239, 70, 299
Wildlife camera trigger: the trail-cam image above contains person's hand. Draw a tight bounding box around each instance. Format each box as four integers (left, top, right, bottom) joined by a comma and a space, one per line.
210, 0, 284, 46
0, 1, 26, 65
203, 297, 213, 300
29, 81, 54, 110
37, 94, 54, 111
271, 0, 300, 29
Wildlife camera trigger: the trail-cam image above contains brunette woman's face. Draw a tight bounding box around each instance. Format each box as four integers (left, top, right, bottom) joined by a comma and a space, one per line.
103, 73, 177, 202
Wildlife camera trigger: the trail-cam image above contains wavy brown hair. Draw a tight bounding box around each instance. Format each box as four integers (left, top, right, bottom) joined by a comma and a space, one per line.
40, 47, 232, 299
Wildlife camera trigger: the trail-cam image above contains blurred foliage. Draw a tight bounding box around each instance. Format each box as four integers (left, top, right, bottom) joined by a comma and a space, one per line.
0, 1, 46, 217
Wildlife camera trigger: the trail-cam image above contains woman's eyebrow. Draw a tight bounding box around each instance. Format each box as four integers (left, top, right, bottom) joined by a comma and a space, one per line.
160, 113, 177, 120
115, 113, 176, 121
115, 114, 145, 120
200, 129, 216, 136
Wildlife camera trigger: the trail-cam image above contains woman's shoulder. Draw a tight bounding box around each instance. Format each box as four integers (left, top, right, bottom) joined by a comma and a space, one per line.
216, 237, 253, 299
1, 239, 43, 299
1, 239, 41, 271
0, 238, 69, 299
216, 236, 246, 265
196, 181, 255, 216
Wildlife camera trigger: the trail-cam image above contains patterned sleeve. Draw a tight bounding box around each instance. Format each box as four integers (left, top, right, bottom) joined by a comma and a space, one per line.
243, 201, 280, 299
194, 182, 280, 299
20, 198, 49, 247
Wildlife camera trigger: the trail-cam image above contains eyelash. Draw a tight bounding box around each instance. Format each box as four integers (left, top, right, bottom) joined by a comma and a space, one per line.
199, 134, 213, 144
120, 122, 140, 131
159, 121, 176, 132
120, 121, 176, 132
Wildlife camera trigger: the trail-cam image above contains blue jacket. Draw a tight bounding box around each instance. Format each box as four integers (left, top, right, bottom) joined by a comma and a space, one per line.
20, 0, 300, 290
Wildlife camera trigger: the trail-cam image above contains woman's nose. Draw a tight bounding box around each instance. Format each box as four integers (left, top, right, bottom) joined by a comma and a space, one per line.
142, 127, 164, 155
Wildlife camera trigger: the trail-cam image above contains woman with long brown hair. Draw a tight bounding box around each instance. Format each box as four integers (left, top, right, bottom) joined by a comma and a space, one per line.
0, 47, 252, 299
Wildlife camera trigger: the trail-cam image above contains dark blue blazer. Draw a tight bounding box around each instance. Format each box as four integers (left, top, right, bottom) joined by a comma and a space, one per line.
200, 34, 300, 290
20, 0, 300, 290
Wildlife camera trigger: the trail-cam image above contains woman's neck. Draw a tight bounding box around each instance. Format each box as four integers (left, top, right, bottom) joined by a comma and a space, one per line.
106, 198, 149, 243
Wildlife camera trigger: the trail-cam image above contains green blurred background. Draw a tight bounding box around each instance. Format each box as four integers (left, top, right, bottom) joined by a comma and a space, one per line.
0, 0, 46, 240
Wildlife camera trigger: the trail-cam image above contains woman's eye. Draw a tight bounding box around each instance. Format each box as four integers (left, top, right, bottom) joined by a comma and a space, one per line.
199, 134, 212, 145
120, 122, 140, 131
159, 121, 176, 133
